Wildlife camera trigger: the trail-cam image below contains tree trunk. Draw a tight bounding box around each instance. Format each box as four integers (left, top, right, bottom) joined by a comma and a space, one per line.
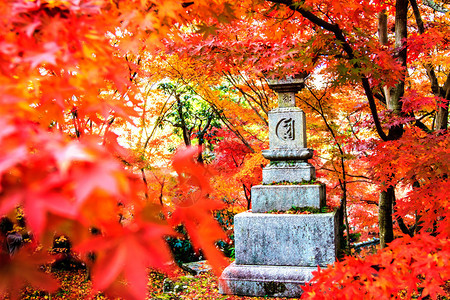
195, 115, 213, 163
378, 0, 407, 248
436, 75, 450, 130
379, 185, 395, 247
175, 94, 191, 147
378, 10, 392, 105
268, 0, 409, 248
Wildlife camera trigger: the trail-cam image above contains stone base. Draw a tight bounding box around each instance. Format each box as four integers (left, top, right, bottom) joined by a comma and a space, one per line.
234, 211, 338, 266
251, 184, 326, 212
219, 263, 316, 298
262, 162, 315, 184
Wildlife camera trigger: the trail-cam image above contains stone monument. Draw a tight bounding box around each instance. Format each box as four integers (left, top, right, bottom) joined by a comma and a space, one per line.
218, 75, 339, 298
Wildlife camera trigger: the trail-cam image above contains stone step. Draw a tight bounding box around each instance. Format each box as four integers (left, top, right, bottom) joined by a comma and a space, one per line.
251, 184, 325, 212
234, 211, 338, 267
180, 260, 211, 275
219, 262, 316, 298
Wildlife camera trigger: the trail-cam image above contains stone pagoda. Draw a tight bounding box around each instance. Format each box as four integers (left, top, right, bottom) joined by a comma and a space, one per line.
219, 76, 339, 297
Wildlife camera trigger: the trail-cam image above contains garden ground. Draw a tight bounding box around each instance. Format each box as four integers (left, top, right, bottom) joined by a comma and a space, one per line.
3, 263, 299, 300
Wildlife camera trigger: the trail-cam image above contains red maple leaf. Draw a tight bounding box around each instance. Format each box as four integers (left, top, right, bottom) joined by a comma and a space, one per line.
0, 246, 59, 300
169, 197, 228, 276
172, 146, 212, 195
75, 221, 174, 300
169, 147, 228, 275
69, 158, 125, 204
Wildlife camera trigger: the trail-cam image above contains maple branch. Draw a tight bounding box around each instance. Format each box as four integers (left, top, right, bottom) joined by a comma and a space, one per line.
396, 215, 414, 237
143, 93, 175, 152
239, 72, 270, 110
374, 90, 387, 106
319, 166, 371, 181
410, 0, 448, 130
140, 168, 149, 200
304, 86, 351, 250
268, 0, 389, 141
223, 71, 269, 125
443, 73, 450, 99
181, 1, 194, 8
211, 105, 256, 153
259, 75, 273, 109
409, 0, 425, 34
304, 86, 346, 160
150, 171, 166, 207
71, 108, 81, 138
408, 111, 432, 133
345, 115, 370, 158
423, 0, 449, 12
246, 74, 270, 112
173, 93, 192, 146
242, 183, 251, 210
346, 179, 374, 185
196, 112, 214, 163
436, 74, 450, 130
230, 154, 240, 168
409, 0, 440, 96
362, 79, 390, 141
269, 0, 338, 33
392, 191, 414, 237
360, 199, 379, 205
159, 67, 258, 151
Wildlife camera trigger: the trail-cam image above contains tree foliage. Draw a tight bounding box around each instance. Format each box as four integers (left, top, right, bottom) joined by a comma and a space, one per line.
0, 0, 449, 299
165, 0, 450, 297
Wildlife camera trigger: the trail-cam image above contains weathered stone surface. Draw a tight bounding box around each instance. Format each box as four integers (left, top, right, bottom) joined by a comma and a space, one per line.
268, 107, 307, 150
234, 211, 338, 266
266, 75, 306, 94
277, 92, 296, 107
219, 262, 315, 298
251, 184, 326, 212
262, 161, 315, 184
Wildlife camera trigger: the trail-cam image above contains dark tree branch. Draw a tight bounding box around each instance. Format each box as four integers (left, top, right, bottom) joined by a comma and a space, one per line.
423, 0, 449, 12
436, 74, 450, 130
140, 168, 149, 200
410, 0, 441, 96
268, 0, 389, 141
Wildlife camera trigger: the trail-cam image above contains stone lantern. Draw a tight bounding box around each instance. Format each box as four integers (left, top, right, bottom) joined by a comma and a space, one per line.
218, 74, 339, 297
262, 74, 315, 186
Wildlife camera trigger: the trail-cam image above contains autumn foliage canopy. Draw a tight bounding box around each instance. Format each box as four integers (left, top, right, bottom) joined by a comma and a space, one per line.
0, 0, 449, 299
